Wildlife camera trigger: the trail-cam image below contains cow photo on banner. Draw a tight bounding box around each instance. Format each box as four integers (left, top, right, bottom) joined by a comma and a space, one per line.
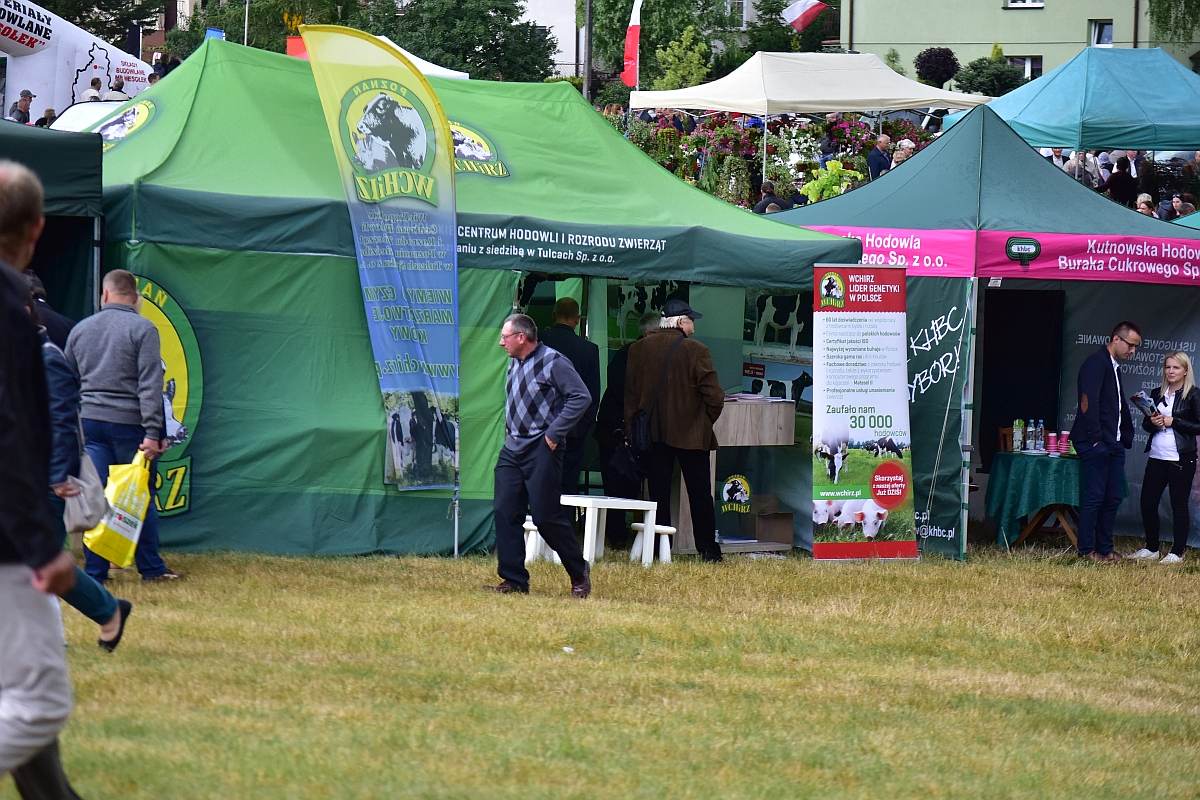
811, 266, 918, 559
301, 25, 459, 490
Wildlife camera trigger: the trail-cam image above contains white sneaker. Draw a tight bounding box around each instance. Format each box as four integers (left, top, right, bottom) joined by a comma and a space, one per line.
1158, 553, 1184, 565
1127, 548, 1159, 560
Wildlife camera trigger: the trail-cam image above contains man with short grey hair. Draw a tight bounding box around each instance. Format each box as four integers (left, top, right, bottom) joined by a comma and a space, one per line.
490, 313, 593, 598
66, 268, 180, 582
0, 159, 85, 799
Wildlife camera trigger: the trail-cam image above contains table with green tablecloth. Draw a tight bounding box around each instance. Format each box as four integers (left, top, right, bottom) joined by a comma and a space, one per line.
985, 452, 1083, 547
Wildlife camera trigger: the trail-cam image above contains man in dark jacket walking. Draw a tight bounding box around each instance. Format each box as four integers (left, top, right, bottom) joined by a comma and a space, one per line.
1070, 321, 1140, 561
0, 159, 85, 799
624, 298, 725, 562
539, 297, 600, 494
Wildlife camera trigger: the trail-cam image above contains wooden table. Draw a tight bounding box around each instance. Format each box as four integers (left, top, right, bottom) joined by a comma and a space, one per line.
674, 398, 795, 554
985, 452, 1082, 547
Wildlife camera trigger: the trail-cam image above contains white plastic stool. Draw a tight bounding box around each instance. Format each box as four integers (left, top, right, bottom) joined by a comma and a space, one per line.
523, 515, 560, 566
630, 522, 676, 564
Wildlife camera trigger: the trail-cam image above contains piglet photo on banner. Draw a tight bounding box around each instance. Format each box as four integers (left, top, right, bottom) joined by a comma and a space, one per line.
811, 266, 918, 560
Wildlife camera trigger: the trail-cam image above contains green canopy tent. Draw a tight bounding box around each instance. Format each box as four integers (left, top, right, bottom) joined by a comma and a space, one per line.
1, 122, 101, 319
96, 39, 861, 556
779, 106, 1200, 555
943, 48, 1200, 150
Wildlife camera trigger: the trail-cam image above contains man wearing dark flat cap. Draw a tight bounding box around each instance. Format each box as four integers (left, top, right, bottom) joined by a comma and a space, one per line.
624, 298, 725, 562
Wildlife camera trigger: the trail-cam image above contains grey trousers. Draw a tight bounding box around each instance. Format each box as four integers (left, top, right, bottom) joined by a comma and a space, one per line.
0, 565, 73, 778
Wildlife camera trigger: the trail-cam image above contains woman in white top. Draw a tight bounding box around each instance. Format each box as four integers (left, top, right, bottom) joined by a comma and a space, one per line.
1133, 352, 1200, 563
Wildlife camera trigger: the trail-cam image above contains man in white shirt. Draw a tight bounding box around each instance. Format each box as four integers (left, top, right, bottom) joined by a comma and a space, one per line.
101, 78, 130, 101
80, 78, 103, 101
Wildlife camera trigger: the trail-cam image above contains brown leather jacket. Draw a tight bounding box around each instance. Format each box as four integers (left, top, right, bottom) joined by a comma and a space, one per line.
623, 328, 724, 451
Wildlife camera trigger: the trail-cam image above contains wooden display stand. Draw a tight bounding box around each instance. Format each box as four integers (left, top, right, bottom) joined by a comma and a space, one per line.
673, 398, 795, 554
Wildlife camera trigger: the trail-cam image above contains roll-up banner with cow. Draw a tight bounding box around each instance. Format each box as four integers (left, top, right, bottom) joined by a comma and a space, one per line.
0, 0, 151, 116
302, 25, 459, 490
812, 266, 918, 559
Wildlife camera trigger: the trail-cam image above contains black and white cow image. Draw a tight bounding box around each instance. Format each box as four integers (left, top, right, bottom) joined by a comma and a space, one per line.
614, 281, 681, 339
816, 443, 846, 484
162, 369, 188, 447
821, 275, 844, 303
451, 128, 490, 161
724, 478, 750, 504
432, 407, 458, 470
748, 371, 813, 403
864, 436, 905, 459
753, 294, 806, 351
353, 93, 427, 172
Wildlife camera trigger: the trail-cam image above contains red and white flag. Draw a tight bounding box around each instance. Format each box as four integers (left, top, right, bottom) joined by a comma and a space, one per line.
620, 0, 643, 88
781, 0, 828, 33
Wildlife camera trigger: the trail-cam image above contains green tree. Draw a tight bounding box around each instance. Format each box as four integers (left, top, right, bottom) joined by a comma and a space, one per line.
884, 48, 906, 76
708, 44, 751, 79
166, 0, 342, 58
40, 0, 160, 47
591, 0, 735, 85
745, 0, 798, 54
1148, 0, 1200, 42
953, 55, 1024, 96
794, 0, 837, 52
914, 46, 959, 88
653, 25, 709, 89
391, 0, 558, 81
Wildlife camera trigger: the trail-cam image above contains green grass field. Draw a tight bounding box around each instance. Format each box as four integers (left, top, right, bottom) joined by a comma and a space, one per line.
7, 549, 1198, 800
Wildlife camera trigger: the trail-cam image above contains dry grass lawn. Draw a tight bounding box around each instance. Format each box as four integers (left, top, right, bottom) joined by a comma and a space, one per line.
3, 547, 1198, 799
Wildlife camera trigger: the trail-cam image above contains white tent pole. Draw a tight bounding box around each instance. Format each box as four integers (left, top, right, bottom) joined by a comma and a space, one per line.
761, 115, 768, 184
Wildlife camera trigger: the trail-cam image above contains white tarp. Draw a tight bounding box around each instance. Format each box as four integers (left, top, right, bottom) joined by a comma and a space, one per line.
376, 37, 468, 80
1, 0, 151, 117
630, 52, 990, 114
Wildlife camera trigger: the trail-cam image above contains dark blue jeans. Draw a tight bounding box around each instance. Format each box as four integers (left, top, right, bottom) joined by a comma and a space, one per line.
1077, 441, 1126, 556
81, 419, 169, 580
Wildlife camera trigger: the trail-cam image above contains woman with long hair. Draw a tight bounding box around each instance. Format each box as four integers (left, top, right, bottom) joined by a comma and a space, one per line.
1131, 351, 1200, 564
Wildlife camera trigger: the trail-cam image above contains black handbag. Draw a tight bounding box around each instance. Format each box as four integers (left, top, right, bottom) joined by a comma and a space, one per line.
629, 334, 686, 457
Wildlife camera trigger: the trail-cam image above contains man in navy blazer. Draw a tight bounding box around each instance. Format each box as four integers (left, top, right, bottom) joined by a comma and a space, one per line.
1069, 321, 1141, 561
539, 297, 601, 494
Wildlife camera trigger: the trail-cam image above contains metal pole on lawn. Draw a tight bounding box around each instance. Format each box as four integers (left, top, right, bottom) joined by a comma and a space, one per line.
453, 483, 460, 558
244, 0, 250, 45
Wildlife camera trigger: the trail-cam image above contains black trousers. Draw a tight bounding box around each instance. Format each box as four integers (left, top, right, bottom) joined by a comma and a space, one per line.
560, 435, 587, 496
494, 442, 588, 589
598, 445, 642, 548
1140, 456, 1196, 556
645, 443, 721, 561
11, 740, 84, 799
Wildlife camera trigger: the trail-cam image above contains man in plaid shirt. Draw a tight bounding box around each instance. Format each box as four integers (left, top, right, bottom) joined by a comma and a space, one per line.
489, 313, 593, 598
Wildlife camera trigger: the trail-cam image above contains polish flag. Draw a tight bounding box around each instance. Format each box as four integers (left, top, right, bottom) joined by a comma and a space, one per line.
620, 0, 644, 88
781, 0, 828, 33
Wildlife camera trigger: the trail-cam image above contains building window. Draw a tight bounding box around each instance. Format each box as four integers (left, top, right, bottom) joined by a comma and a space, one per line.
1090, 19, 1114, 47
1007, 56, 1043, 79
728, 0, 746, 27
1004, 0, 1045, 7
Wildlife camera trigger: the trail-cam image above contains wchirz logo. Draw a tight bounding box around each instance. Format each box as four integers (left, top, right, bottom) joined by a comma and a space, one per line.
819, 271, 846, 309
341, 79, 439, 204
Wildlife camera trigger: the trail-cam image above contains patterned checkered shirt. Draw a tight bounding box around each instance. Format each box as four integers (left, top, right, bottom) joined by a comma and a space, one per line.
504, 343, 591, 452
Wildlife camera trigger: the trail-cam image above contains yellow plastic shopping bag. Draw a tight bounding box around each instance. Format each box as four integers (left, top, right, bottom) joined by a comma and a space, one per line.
83, 452, 152, 568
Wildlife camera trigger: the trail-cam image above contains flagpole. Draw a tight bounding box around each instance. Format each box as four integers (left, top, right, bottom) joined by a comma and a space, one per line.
243, 0, 250, 44
583, 0, 593, 101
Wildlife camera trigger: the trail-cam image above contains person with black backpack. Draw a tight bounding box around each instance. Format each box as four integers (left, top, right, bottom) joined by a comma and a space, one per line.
624, 298, 725, 562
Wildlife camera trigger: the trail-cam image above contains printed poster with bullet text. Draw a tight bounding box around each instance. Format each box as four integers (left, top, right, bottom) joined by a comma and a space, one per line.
812, 266, 917, 559
302, 25, 459, 489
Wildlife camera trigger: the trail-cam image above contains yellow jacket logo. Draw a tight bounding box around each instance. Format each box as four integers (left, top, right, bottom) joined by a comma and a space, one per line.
136, 275, 203, 517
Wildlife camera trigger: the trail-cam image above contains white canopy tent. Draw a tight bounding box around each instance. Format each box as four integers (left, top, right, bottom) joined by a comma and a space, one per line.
376, 37, 468, 80
629, 52, 988, 113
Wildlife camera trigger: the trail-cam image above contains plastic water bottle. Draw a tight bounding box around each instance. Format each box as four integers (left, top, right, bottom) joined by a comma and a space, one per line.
1035, 420, 1045, 451
1026, 420, 1036, 451
1012, 419, 1023, 451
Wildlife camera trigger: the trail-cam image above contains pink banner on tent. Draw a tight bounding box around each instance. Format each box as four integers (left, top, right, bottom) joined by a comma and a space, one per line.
976, 230, 1200, 286
807, 226, 976, 277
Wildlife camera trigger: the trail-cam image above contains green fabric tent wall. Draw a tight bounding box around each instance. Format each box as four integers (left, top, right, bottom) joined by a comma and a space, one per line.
2, 123, 102, 319
98, 39, 861, 556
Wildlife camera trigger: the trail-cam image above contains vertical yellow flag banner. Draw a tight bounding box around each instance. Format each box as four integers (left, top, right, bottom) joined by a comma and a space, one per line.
301, 25, 460, 490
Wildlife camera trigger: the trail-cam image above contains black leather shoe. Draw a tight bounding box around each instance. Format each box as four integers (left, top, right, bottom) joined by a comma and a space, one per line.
98, 599, 133, 653
484, 580, 529, 594
570, 566, 591, 599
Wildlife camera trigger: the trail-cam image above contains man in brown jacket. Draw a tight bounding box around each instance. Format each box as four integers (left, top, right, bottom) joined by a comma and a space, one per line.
624, 298, 725, 561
